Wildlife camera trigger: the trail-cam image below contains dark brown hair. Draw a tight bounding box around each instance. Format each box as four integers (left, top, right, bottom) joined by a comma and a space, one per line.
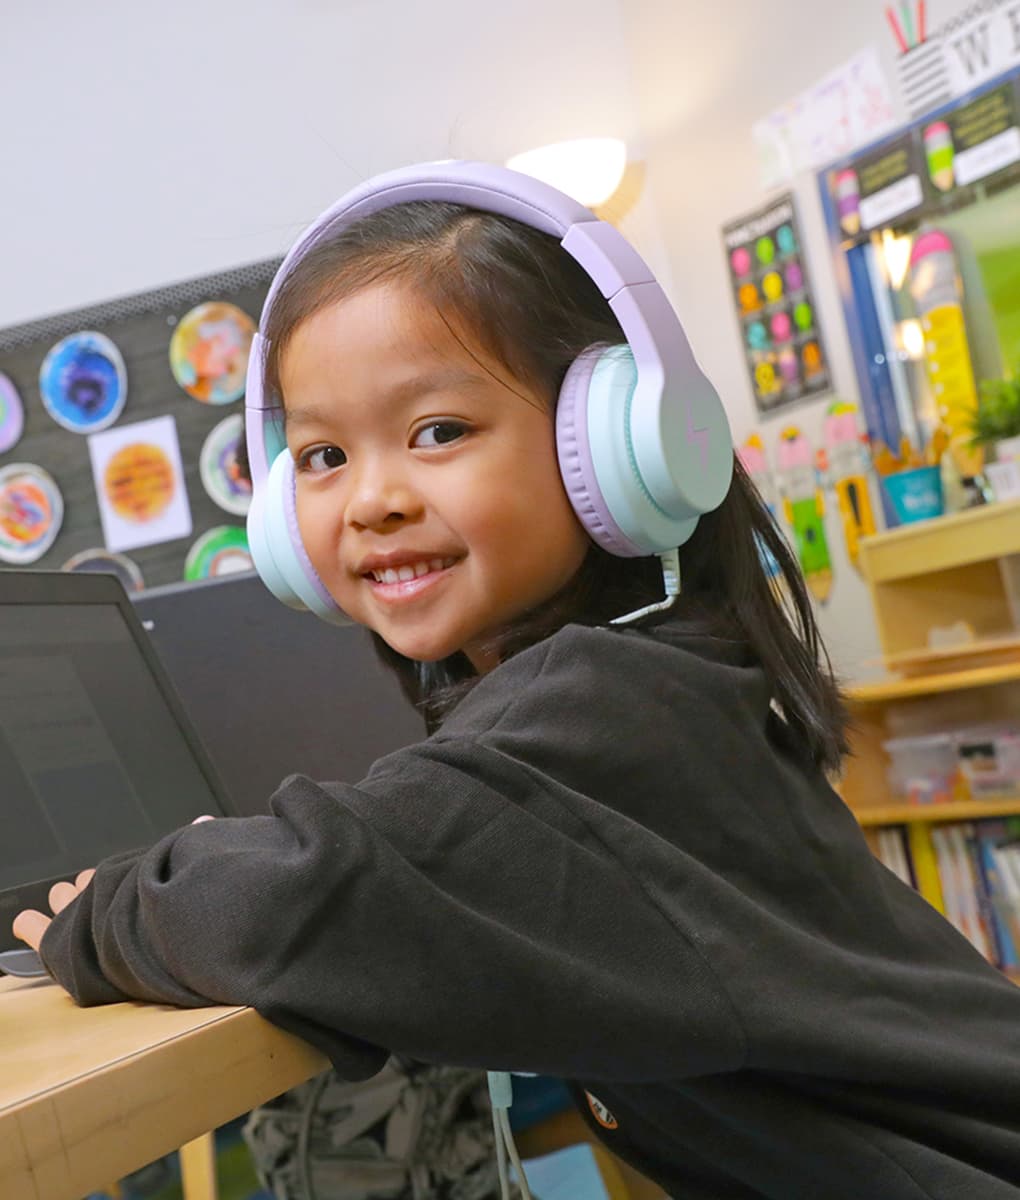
262, 201, 848, 770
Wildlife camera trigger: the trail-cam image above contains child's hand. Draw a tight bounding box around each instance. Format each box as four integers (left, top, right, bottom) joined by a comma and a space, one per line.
12, 869, 96, 953
11, 817, 213, 954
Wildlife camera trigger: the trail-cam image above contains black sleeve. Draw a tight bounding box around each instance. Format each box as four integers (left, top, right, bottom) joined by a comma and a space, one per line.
40, 737, 744, 1082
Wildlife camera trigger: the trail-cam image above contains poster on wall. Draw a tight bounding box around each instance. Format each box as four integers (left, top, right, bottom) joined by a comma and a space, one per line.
722, 195, 831, 417
87, 415, 192, 553
825, 76, 1020, 238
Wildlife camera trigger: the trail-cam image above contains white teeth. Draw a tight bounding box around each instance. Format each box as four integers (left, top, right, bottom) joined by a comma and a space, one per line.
371, 558, 455, 584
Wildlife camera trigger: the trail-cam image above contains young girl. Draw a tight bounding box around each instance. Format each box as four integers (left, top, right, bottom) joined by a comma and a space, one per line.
16, 163, 1020, 1198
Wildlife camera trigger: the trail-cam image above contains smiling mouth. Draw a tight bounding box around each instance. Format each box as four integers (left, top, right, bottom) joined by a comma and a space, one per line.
365, 556, 458, 584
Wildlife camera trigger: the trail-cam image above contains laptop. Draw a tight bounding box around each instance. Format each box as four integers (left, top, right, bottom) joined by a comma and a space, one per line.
132, 572, 425, 818
0, 571, 234, 978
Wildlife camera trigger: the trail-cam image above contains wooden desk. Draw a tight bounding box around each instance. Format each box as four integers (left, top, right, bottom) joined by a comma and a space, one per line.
0, 974, 327, 1200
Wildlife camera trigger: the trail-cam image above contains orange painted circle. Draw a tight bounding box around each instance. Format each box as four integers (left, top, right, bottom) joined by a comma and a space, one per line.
104, 442, 176, 522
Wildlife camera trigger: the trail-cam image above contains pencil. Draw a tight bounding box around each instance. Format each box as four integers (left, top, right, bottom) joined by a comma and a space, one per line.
886, 5, 909, 53
918, 0, 927, 42
900, 0, 917, 47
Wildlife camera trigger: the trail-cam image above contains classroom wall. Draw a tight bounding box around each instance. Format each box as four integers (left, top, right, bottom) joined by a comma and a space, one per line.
4, 0, 905, 678
617, 0, 911, 680
1, 0, 666, 327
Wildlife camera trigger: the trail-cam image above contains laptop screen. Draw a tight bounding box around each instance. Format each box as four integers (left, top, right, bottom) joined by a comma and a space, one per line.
0, 573, 230, 952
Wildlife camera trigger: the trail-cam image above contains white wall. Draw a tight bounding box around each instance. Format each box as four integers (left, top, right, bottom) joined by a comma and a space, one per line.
618, 0, 908, 680
1, 0, 653, 327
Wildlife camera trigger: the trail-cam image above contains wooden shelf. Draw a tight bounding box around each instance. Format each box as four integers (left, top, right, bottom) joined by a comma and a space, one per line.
848, 660, 1020, 704
858, 498, 1020, 584
850, 794, 1020, 827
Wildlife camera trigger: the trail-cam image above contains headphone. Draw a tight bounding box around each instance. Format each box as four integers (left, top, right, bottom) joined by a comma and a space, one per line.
244, 160, 733, 625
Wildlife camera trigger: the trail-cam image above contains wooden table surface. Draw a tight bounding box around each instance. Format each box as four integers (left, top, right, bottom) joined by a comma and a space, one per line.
0, 974, 327, 1200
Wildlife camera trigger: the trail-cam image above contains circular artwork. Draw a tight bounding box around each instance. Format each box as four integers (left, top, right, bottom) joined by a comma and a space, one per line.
184, 525, 253, 581
63, 548, 145, 592
0, 373, 25, 454
200, 414, 252, 514
103, 442, 176, 523
39, 331, 127, 433
0, 463, 64, 564
170, 302, 255, 405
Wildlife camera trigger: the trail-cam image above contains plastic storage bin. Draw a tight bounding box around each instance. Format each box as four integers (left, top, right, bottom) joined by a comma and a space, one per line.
956, 726, 1020, 795
883, 732, 958, 803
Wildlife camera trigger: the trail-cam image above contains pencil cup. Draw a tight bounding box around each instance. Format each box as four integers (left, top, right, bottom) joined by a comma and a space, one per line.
882, 464, 945, 525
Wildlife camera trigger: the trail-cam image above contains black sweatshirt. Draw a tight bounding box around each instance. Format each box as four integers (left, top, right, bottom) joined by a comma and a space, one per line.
41, 619, 1020, 1198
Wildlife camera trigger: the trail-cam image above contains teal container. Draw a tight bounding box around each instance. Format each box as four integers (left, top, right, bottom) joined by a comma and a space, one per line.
882, 465, 945, 525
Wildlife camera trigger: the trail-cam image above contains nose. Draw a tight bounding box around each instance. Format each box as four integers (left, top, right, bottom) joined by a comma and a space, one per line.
344, 457, 423, 531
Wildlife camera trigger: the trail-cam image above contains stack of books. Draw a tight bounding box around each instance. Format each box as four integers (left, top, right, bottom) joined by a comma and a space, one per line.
874, 818, 1020, 971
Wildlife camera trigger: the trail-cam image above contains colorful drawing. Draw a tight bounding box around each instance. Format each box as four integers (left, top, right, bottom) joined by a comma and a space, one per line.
199, 413, 252, 515
169, 302, 255, 405
62, 548, 145, 592
104, 443, 176, 523
0, 463, 64, 564
39, 331, 127, 434
0, 373, 25, 454
924, 120, 955, 191
776, 426, 832, 602
822, 401, 877, 566
87, 415, 193, 554
908, 229, 981, 475
185, 525, 253, 580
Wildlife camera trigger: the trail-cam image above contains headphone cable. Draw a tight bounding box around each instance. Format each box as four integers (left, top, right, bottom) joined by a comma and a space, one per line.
610, 547, 681, 626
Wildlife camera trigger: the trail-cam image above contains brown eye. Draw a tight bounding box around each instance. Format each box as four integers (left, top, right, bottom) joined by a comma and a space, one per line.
414, 421, 467, 448
299, 445, 347, 472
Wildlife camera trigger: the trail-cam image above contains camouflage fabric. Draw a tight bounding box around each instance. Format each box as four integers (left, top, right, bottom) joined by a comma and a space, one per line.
243, 1059, 512, 1200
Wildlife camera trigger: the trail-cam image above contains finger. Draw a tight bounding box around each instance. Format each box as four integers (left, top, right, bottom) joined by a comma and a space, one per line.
75, 868, 96, 891
12, 910, 50, 952
48, 881, 79, 914
192, 815, 215, 824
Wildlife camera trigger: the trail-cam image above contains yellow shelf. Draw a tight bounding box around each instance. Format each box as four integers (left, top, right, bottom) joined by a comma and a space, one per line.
851, 794, 1020, 827
848, 659, 1020, 704
858, 498, 1020, 584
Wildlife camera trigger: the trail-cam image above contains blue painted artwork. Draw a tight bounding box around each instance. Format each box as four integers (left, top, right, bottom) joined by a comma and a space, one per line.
39, 331, 127, 433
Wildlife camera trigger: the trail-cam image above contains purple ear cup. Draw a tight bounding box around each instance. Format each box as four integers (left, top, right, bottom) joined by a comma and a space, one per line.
556, 349, 645, 556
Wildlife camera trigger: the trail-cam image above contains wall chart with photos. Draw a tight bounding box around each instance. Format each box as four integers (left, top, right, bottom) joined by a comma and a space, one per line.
722, 194, 832, 417
0, 263, 278, 591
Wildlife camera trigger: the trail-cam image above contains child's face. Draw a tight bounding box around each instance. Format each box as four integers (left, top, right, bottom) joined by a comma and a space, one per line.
280, 282, 590, 671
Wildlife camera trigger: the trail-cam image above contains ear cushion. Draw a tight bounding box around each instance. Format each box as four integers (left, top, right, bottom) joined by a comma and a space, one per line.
556, 349, 645, 557
557, 346, 700, 556
253, 451, 350, 625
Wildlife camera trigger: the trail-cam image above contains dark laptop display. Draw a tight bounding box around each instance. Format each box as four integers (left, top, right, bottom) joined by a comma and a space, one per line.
0, 572, 232, 972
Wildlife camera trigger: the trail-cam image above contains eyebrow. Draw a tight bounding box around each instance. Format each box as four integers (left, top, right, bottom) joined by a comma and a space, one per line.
283, 367, 487, 430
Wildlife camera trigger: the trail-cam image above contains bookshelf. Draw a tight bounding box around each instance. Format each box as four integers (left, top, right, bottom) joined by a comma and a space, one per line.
840, 501, 1020, 824
838, 503, 1020, 966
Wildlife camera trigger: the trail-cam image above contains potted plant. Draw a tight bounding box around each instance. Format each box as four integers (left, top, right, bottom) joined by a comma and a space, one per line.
969, 368, 1020, 500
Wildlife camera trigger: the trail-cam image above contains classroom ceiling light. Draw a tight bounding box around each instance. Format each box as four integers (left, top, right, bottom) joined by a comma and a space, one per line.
506, 138, 627, 208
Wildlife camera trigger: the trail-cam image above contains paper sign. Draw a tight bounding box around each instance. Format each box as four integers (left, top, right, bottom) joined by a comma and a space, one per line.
754, 48, 898, 186
88, 415, 192, 553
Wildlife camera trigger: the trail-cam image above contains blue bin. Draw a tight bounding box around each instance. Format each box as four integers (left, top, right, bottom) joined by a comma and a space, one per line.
882, 465, 944, 525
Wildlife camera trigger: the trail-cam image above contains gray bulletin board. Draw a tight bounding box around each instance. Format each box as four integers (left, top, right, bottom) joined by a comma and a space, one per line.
0, 260, 280, 590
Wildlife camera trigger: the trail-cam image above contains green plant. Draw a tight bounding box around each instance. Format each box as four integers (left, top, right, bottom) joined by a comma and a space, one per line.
969, 369, 1020, 446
